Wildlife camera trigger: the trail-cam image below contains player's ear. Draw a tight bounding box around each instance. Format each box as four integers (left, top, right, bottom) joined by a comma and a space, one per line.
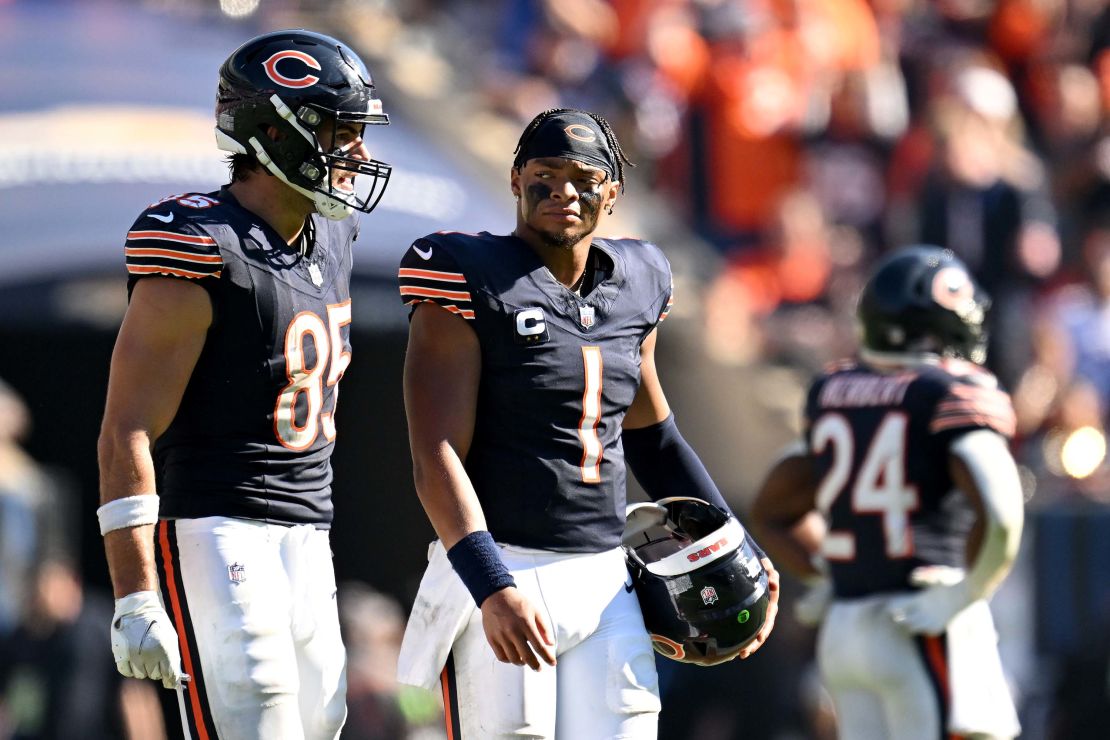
510, 167, 522, 200
264, 125, 285, 143
603, 180, 620, 215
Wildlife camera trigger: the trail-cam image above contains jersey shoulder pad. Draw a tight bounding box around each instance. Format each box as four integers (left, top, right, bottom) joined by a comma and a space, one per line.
598, 237, 673, 321
926, 364, 1015, 438
600, 236, 671, 277
398, 234, 474, 321
124, 193, 224, 281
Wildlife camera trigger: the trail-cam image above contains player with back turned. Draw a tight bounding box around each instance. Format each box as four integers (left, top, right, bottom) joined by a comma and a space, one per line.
96, 30, 391, 740
394, 108, 779, 739
751, 245, 1023, 740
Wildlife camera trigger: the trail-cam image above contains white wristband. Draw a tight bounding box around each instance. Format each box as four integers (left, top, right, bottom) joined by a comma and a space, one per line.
98, 494, 160, 535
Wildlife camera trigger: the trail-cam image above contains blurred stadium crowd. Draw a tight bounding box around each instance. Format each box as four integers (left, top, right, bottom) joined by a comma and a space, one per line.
2, 0, 1109, 738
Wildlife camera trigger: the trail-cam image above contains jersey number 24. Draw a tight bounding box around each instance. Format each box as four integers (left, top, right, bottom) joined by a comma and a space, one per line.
811, 412, 919, 561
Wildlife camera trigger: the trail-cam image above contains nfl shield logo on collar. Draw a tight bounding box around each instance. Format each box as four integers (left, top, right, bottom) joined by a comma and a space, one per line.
700, 585, 718, 605
308, 263, 324, 287
579, 304, 595, 328
228, 562, 247, 584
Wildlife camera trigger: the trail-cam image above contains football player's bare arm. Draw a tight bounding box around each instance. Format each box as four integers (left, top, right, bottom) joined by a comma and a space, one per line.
750, 447, 826, 580
403, 302, 556, 670
403, 302, 484, 547
98, 277, 213, 598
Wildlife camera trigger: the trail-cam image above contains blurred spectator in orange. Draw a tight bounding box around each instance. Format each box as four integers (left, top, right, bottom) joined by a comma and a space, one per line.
704, 189, 863, 369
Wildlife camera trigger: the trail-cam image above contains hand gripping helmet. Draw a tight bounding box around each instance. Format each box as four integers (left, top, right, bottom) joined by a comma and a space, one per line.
622, 497, 770, 666
858, 245, 991, 364
215, 29, 392, 220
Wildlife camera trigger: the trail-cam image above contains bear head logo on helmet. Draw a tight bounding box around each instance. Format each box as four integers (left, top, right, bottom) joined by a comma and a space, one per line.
622, 497, 770, 666
214, 29, 392, 221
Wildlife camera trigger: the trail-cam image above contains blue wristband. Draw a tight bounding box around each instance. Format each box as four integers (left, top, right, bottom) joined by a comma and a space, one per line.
446, 531, 517, 607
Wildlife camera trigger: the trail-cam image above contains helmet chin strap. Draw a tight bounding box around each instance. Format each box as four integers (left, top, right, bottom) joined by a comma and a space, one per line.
246, 136, 354, 221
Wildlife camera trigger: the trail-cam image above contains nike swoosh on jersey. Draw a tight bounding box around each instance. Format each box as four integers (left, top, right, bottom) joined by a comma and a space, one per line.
413, 243, 433, 260
625, 577, 635, 593
148, 212, 175, 223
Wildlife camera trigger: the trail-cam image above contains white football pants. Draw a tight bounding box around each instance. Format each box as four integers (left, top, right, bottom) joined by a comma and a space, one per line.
441, 545, 661, 739
155, 517, 347, 740
817, 594, 1020, 740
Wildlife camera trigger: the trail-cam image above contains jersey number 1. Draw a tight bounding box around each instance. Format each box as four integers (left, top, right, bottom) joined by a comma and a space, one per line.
579, 346, 603, 483
274, 301, 352, 450
811, 412, 918, 560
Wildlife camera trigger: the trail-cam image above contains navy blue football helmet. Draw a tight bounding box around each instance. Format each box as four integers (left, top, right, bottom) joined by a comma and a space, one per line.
215, 29, 391, 220
858, 245, 991, 364
623, 497, 770, 666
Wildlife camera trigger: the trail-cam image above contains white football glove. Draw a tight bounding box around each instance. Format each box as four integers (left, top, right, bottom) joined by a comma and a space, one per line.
793, 576, 833, 627
885, 566, 973, 636
111, 590, 189, 690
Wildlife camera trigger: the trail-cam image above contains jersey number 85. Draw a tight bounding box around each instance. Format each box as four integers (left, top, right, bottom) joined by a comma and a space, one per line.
274, 301, 352, 450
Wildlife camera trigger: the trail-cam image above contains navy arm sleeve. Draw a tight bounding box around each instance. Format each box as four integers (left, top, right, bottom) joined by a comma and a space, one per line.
622, 414, 731, 513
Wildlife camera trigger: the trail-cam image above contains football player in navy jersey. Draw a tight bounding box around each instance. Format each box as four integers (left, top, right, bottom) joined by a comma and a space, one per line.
96, 30, 391, 740
751, 245, 1024, 740
394, 108, 779, 739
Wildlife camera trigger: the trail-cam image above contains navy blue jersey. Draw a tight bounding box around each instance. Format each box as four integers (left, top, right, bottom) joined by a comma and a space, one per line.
804, 358, 1016, 598
124, 189, 358, 527
398, 231, 673, 552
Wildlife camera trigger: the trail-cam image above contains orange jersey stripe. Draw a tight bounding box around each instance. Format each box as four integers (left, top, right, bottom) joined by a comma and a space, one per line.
405, 298, 474, 319
398, 267, 467, 282
400, 286, 472, 301
931, 415, 1016, 436
936, 401, 1015, 419
923, 636, 950, 708
949, 384, 1006, 398
441, 668, 455, 740
158, 523, 211, 740
127, 230, 217, 246
128, 265, 221, 279
125, 247, 223, 264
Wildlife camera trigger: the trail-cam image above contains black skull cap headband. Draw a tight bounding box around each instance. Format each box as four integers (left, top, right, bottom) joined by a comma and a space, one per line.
517, 110, 618, 181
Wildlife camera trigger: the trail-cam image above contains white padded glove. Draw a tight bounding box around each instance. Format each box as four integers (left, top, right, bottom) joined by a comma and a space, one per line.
886, 566, 974, 636
793, 576, 833, 627
111, 591, 189, 690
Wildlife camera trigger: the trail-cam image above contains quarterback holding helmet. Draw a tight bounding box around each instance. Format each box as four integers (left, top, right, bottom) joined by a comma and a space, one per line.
752, 245, 1023, 740
395, 108, 779, 739
97, 30, 389, 739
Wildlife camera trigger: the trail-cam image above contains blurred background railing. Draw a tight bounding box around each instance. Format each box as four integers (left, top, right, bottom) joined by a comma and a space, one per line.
0, 0, 1107, 738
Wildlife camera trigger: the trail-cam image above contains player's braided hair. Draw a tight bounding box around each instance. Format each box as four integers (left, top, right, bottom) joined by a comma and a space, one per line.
512, 108, 635, 192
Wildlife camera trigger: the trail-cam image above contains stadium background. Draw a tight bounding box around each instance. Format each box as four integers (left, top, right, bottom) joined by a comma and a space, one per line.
0, 0, 1108, 738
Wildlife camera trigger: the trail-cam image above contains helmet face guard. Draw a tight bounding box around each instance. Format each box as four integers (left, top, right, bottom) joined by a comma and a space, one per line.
622, 497, 770, 666
214, 30, 392, 220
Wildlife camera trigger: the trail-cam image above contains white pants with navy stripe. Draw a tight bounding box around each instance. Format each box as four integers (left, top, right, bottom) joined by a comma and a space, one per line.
155, 517, 347, 740
429, 544, 660, 739
817, 594, 1020, 740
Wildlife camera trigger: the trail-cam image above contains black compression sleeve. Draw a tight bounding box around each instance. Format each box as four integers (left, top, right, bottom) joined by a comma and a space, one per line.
622, 414, 732, 514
